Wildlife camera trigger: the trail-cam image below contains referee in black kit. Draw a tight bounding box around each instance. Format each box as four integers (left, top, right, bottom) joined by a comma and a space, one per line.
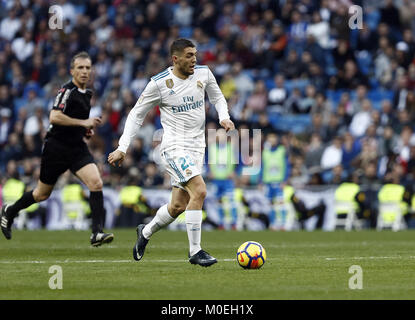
1, 52, 114, 246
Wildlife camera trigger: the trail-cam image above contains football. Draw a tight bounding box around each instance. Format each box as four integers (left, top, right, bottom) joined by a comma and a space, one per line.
236, 241, 266, 269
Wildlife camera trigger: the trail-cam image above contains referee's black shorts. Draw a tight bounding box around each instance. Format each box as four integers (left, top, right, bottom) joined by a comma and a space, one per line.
40, 137, 95, 185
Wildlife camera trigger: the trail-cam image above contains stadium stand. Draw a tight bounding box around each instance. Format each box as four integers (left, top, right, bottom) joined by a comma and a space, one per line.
0, 0, 414, 230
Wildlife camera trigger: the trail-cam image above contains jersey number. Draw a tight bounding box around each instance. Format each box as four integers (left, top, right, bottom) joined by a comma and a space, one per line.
179, 156, 195, 171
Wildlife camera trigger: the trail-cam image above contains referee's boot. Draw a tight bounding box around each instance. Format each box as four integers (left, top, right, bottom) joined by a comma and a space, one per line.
1, 205, 13, 240
189, 249, 217, 267
90, 231, 114, 247
133, 224, 148, 261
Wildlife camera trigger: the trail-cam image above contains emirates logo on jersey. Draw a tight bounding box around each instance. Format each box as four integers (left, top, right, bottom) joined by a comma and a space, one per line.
165, 79, 174, 89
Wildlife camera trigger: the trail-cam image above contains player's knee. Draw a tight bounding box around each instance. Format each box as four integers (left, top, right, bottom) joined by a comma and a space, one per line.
199, 188, 207, 200
88, 178, 103, 191
169, 202, 186, 216
192, 185, 207, 202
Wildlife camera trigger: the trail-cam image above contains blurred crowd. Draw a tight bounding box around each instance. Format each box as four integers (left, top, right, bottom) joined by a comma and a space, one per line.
0, 0, 415, 192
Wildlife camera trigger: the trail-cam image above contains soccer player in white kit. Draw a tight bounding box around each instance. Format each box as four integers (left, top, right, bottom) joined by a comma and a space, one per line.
108, 39, 235, 267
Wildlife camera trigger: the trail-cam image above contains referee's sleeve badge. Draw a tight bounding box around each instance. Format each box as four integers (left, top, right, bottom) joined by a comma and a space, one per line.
53, 88, 65, 108
53, 88, 71, 111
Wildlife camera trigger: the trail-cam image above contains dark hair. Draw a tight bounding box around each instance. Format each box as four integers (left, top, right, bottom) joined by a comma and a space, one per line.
70, 51, 91, 69
170, 38, 195, 56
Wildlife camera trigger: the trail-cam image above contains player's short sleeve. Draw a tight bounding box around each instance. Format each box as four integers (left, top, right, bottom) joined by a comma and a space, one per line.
52, 87, 72, 112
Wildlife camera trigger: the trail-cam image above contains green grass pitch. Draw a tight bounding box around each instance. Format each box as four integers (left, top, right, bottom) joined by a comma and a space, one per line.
0, 229, 414, 299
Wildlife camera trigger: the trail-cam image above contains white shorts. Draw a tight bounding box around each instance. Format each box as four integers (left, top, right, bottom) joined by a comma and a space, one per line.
160, 148, 205, 189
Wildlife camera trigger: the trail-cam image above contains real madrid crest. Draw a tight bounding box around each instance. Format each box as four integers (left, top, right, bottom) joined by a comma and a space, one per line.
197, 81, 203, 89
166, 79, 174, 89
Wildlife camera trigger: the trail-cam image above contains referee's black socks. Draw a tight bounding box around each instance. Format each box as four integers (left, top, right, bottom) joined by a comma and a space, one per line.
89, 191, 105, 234
7, 191, 36, 219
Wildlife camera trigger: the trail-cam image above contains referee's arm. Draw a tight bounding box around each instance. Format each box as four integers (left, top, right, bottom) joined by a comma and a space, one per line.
49, 109, 101, 129
50, 87, 101, 128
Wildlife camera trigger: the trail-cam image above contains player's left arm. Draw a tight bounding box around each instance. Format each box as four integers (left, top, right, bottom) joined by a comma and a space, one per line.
205, 68, 235, 132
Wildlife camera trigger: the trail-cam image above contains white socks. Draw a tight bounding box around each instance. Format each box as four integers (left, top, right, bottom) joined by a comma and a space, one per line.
185, 210, 202, 256
142, 204, 174, 239
142, 205, 203, 257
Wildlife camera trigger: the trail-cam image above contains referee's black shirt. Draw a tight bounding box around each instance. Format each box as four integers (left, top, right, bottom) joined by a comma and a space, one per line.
46, 80, 93, 146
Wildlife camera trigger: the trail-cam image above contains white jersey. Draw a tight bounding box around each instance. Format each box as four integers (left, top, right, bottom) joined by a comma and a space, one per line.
118, 65, 230, 154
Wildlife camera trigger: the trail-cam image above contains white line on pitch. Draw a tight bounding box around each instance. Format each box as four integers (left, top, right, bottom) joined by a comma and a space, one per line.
0, 258, 238, 264
324, 256, 415, 261
0, 260, 131, 264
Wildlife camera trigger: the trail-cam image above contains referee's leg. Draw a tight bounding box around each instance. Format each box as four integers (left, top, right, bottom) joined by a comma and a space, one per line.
74, 163, 106, 234
1, 180, 54, 239
7, 181, 54, 218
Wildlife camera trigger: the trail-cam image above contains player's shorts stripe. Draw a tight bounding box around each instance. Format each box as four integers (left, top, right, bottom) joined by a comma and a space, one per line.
170, 161, 186, 183
167, 159, 180, 181
168, 159, 186, 183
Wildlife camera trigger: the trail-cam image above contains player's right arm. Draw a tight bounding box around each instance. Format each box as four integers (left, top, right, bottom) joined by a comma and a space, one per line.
108, 79, 160, 167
